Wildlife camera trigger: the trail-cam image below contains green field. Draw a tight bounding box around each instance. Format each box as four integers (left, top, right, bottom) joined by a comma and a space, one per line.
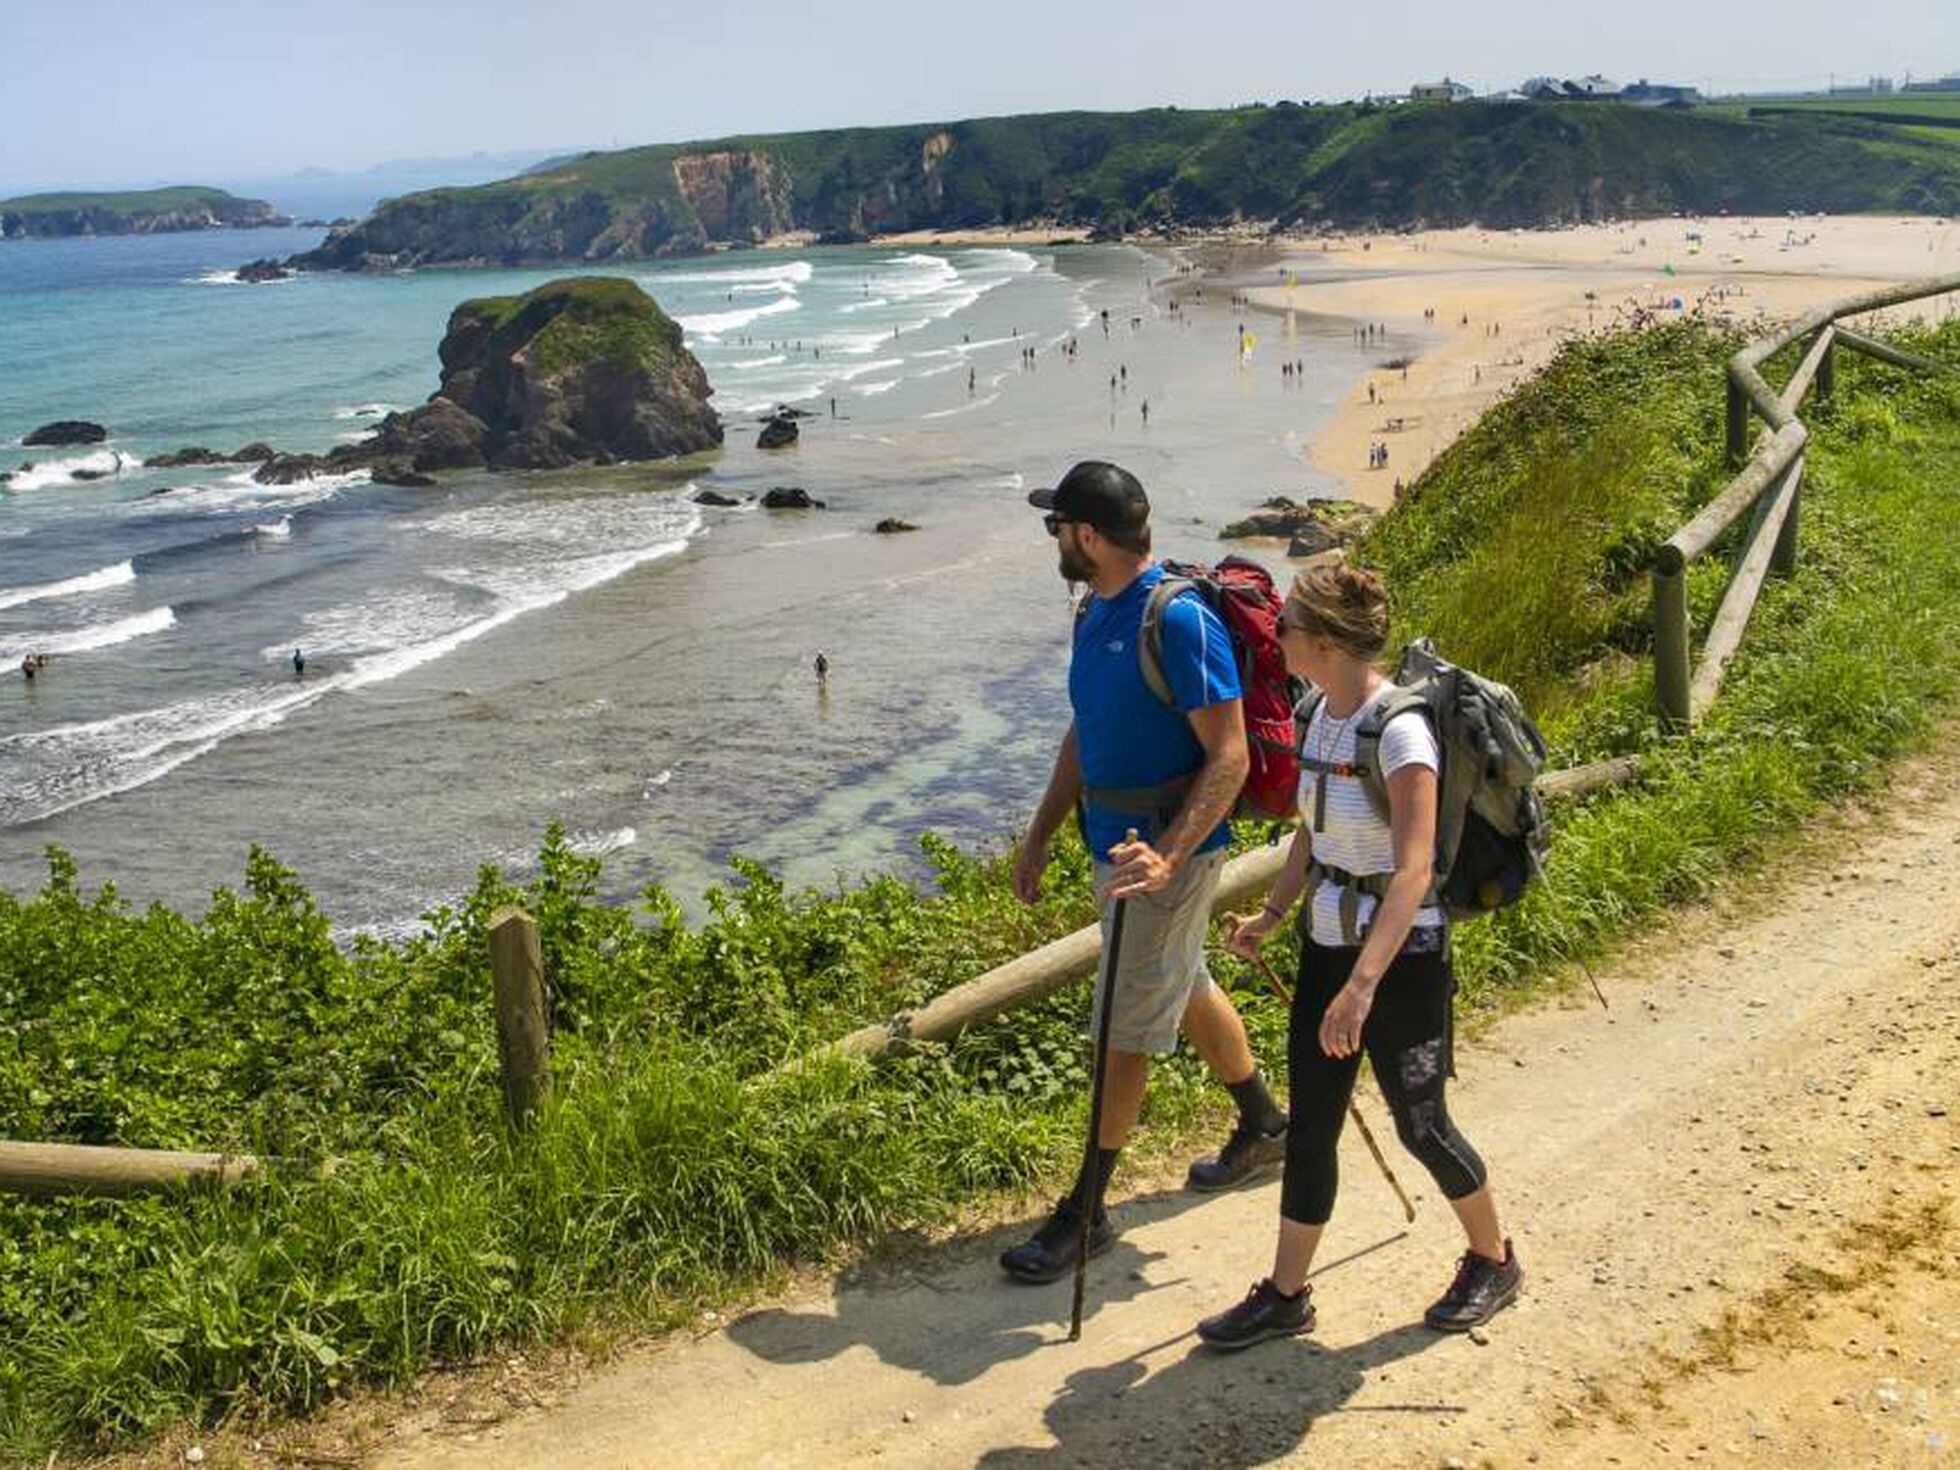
5, 315, 1960, 1460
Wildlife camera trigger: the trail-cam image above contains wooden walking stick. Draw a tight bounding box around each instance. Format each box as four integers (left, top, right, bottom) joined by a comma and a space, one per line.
1245, 948, 1417, 1225
1071, 829, 1137, 1343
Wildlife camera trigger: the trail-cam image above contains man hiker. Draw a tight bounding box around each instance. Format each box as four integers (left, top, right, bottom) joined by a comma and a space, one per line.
1001, 460, 1288, 1285
814, 649, 830, 684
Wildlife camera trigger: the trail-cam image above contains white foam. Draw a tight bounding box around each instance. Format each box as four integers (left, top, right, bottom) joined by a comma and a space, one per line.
568, 826, 637, 858
921, 393, 1002, 420
676, 292, 801, 338
253, 516, 292, 538
838, 297, 889, 313
726, 354, 788, 369
6, 450, 138, 491
6, 606, 174, 661
833, 357, 905, 382
854, 380, 900, 395
138, 466, 370, 517
332, 402, 398, 420
656, 260, 813, 287
0, 560, 135, 612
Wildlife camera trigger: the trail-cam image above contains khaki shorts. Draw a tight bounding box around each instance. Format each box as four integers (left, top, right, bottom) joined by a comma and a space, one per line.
1087, 848, 1227, 1055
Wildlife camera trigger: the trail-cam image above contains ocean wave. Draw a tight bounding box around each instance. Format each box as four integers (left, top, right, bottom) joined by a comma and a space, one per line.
135, 465, 370, 517
5, 605, 175, 661
676, 293, 801, 339
725, 354, 788, 369
6, 449, 140, 492
0, 560, 135, 612
252, 516, 292, 538
838, 297, 890, 314
332, 402, 398, 420
833, 357, 905, 382
656, 259, 813, 287
920, 392, 1002, 420
2, 505, 702, 827
853, 380, 900, 395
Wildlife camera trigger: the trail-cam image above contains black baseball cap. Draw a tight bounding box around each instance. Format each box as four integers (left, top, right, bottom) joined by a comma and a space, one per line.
1027, 460, 1150, 533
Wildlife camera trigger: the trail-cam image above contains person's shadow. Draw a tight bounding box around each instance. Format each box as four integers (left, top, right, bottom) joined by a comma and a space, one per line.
726, 1189, 1197, 1387
974, 1319, 1449, 1469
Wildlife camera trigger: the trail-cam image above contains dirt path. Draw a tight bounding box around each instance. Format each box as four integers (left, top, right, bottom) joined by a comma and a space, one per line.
342, 759, 1960, 1470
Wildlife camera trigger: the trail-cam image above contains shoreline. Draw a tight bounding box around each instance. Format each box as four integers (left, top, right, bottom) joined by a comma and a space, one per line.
1221, 214, 1960, 505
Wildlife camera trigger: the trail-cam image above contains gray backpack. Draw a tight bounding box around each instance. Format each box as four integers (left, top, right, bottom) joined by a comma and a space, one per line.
1297, 638, 1550, 942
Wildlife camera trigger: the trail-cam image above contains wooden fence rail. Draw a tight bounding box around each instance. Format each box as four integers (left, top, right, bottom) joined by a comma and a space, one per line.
1661, 271, 1960, 728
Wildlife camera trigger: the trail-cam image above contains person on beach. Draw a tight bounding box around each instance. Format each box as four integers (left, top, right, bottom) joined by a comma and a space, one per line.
19, 655, 34, 682
1001, 461, 1289, 1285
1195, 563, 1521, 1349
814, 649, 829, 685
291, 648, 306, 678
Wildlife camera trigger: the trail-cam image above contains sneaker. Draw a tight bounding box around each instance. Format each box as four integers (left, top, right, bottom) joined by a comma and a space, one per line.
1424, 1239, 1523, 1332
998, 1198, 1114, 1285
1186, 1117, 1288, 1193
1197, 1279, 1316, 1351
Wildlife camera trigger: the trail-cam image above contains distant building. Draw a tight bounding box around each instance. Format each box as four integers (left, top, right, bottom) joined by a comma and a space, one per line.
1410, 77, 1475, 103
1903, 73, 1960, 93
1519, 76, 1570, 101
1622, 78, 1703, 107
1569, 73, 1622, 98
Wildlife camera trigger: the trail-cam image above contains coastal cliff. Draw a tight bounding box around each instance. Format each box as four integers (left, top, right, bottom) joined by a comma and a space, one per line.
0, 186, 289, 238
290, 103, 1960, 270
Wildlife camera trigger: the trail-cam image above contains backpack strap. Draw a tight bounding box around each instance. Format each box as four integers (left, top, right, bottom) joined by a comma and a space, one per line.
1135, 576, 1196, 709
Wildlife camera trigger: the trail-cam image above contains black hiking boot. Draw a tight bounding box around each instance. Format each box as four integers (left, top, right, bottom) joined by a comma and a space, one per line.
998, 1198, 1114, 1285
1197, 1279, 1316, 1351
1186, 1117, 1288, 1193
1424, 1240, 1523, 1331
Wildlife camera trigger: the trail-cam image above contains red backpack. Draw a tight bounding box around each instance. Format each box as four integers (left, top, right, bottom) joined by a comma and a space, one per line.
1136, 557, 1302, 820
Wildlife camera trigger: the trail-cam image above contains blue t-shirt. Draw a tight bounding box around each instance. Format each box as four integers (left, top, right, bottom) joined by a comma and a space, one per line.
1070, 564, 1243, 861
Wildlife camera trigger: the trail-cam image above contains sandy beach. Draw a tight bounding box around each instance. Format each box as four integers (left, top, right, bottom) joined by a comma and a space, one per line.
1234, 215, 1960, 508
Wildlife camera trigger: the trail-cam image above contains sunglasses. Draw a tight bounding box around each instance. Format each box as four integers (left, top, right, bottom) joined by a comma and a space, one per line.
1043, 514, 1076, 537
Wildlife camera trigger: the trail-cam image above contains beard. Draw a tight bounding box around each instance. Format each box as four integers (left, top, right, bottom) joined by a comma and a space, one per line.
1057, 539, 1096, 584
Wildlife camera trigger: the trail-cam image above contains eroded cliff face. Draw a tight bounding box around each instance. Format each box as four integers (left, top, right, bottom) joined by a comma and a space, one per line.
671, 149, 796, 242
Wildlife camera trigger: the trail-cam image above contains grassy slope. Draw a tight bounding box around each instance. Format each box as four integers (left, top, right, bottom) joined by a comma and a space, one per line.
3, 319, 1959, 1458
448, 277, 686, 378
315, 102, 1960, 263
0, 186, 266, 215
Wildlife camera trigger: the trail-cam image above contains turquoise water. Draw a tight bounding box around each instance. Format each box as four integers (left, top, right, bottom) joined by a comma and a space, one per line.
0, 226, 1384, 929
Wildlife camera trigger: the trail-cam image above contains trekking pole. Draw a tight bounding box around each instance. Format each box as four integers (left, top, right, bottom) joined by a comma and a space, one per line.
1070, 828, 1136, 1344
1245, 949, 1417, 1225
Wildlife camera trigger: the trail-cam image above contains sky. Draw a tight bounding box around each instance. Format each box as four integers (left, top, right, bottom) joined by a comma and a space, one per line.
2, 0, 1957, 193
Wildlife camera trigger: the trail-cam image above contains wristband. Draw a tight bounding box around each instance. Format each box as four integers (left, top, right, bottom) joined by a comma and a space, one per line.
1260, 903, 1286, 922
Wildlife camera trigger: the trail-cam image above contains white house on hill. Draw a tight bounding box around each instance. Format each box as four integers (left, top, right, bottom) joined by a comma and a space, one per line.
1410, 77, 1475, 103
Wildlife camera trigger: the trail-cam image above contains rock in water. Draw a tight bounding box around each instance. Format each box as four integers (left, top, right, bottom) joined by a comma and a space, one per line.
369, 460, 438, 488
874, 518, 918, 533
692, 488, 743, 506
371, 277, 720, 471
235, 258, 291, 283
23, 420, 107, 446
757, 414, 799, 450
761, 486, 825, 509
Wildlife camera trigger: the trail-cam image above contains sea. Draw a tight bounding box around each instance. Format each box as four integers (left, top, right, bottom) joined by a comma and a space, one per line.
0, 223, 1409, 935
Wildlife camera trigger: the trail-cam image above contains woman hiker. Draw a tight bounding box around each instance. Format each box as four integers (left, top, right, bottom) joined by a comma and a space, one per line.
1195, 562, 1522, 1349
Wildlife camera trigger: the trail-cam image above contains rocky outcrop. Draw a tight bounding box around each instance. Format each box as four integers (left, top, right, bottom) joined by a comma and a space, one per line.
23, 421, 106, 446
235, 258, 292, 283
1220, 496, 1375, 556
363, 277, 719, 471
761, 486, 824, 509
692, 489, 744, 506
873, 518, 918, 533
146, 443, 278, 468
369, 460, 437, 488
757, 415, 799, 450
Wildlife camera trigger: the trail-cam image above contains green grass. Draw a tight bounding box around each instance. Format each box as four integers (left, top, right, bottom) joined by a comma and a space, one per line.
448, 277, 685, 378
3, 318, 1959, 1460
0, 186, 268, 216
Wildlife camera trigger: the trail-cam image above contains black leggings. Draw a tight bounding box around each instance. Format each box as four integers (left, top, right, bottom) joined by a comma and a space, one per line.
1281, 936, 1488, 1225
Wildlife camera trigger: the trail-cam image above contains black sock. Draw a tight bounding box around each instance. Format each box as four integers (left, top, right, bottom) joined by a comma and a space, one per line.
1228, 1072, 1287, 1135
1069, 1146, 1120, 1218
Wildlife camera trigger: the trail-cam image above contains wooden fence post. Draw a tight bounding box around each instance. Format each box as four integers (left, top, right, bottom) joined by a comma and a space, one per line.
1725, 377, 1750, 470
488, 908, 551, 1129
1816, 338, 1836, 401
1770, 454, 1801, 577
1652, 554, 1692, 730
